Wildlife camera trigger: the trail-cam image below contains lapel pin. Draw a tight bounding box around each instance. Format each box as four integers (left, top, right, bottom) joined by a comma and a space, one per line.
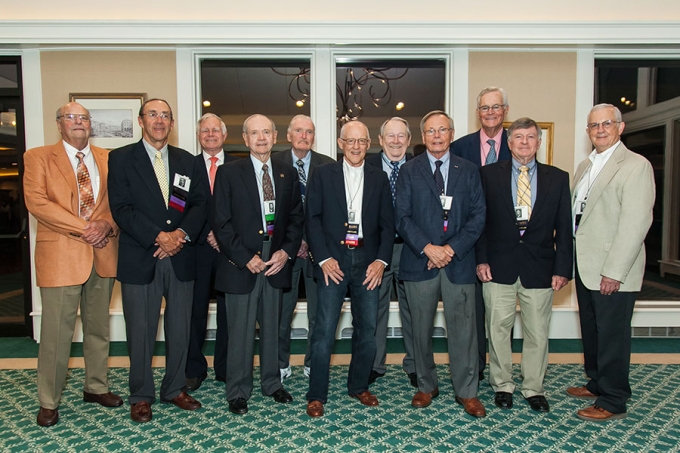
280, 173, 285, 178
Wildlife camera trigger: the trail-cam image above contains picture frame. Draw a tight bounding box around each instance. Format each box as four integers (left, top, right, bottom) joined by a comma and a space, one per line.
503, 121, 554, 165
69, 93, 147, 149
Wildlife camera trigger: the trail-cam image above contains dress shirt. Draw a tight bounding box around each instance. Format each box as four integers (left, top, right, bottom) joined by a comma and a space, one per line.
480, 128, 504, 166
142, 139, 169, 179
342, 158, 365, 238
380, 152, 406, 174
202, 149, 225, 174
250, 154, 276, 231
63, 140, 100, 202
290, 149, 311, 177
425, 150, 451, 192
511, 158, 537, 207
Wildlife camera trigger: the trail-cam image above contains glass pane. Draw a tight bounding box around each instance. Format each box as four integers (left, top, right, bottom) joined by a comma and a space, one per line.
200, 59, 311, 157
594, 65, 638, 113
655, 67, 680, 104
335, 60, 446, 158
0, 64, 18, 89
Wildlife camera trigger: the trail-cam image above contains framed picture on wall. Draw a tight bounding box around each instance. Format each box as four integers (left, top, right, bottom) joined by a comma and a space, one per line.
69, 93, 147, 149
503, 121, 554, 165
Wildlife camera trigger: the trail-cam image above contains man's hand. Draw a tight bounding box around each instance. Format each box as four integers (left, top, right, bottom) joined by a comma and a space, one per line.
320, 258, 344, 286
600, 276, 621, 295
264, 250, 289, 276
423, 243, 454, 269
207, 230, 220, 252
552, 275, 569, 291
153, 230, 186, 259
363, 260, 385, 291
297, 239, 309, 259
81, 220, 112, 246
92, 237, 110, 249
476, 263, 493, 283
246, 254, 267, 274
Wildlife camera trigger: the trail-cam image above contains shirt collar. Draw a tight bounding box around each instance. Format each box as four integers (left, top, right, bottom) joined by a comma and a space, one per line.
62, 140, 91, 156
512, 158, 536, 172
203, 149, 224, 163
292, 148, 311, 166
381, 151, 406, 166
589, 140, 620, 163
426, 149, 450, 166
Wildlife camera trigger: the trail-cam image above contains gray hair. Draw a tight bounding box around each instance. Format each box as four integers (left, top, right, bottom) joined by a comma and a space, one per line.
419, 110, 454, 134
197, 113, 227, 135
588, 103, 623, 123
476, 86, 509, 108
506, 117, 542, 141
379, 117, 412, 139
243, 114, 276, 134
287, 115, 315, 134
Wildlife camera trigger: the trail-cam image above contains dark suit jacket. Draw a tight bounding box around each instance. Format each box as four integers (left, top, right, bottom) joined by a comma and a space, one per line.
195, 152, 239, 245
305, 160, 394, 280
108, 140, 208, 284
212, 156, 303, 294
450, 129, 511, 167
476, 160, 573, 288
395, 152, 486, 284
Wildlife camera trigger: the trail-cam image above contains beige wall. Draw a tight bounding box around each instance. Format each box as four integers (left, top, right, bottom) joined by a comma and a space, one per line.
468, 51, 577, 306
40, 50, 178, 147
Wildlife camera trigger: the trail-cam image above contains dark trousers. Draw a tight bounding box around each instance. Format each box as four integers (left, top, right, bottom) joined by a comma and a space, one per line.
307, 247, 378, 403
575, 267, 637, 414
474, 281, 487, 373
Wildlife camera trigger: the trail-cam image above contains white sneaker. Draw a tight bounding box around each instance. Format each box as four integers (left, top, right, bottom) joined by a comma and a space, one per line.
303, 366, 311, 378
280, 366, 292, 382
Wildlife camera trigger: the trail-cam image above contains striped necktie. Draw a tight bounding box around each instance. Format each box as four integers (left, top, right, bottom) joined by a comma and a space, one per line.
75, 152, 95, 220
485, 139, 497, 165
517, 165, 531, 218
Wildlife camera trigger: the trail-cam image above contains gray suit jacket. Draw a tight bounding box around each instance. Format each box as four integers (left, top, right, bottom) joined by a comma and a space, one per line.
573, 142, 655, 291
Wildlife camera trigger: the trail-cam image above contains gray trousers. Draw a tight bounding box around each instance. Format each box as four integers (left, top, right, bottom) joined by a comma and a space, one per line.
405, 269, 478, 398
373, 242, 415, 375
122, 258, 193, 404
225, 241, 282, 401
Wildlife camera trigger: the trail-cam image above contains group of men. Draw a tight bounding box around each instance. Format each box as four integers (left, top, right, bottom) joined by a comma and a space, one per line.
23, 86, 654, 426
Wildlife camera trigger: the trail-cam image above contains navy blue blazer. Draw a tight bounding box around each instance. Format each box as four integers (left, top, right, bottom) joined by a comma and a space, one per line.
211, 156, 303, 294
108, 140, 208, 284
476, 160, 573, 288
305, 160, 394, 280
395, 152, 486, 284
450, 129, 511, 167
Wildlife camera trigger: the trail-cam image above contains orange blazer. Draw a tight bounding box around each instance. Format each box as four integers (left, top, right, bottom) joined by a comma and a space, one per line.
23, 141, 118, 287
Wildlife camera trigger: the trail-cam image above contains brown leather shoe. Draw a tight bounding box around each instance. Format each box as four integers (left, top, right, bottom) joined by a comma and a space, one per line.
576, 405, 627, 422
350, 390, 379, 407
36, 407, 59, 427
566, 386, 598, 400
164, 391, 201, 411
411, 388, 440, 408
83, 391, 124, 407
130, 401, 152, 423
455, 396, 486, 418
306, 400, 324, 417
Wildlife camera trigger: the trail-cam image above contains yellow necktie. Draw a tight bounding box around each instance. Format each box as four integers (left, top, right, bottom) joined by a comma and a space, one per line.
154, 151, 169, 208
517, 165, 531, 218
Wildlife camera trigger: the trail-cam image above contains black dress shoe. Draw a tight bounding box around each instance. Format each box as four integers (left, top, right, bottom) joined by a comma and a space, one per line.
368, 370, 385, 385
270, 388, 293, 403
494, 392, 513, 409
185, 373, 207, 392
408, 372, 418, 388
215, 375, 226, 383
37, 407, 59, 427
526, 395, 550, 413
229, 398, 248, 414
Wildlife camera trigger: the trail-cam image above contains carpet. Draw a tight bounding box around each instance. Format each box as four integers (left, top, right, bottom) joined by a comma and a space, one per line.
1, 364, 679, 452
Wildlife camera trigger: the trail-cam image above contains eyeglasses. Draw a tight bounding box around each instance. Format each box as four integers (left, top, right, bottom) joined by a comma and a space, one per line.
587, 120, 620, 131
384, 133, 408, 141
477, 104, 505, 113
423, 127, 452, 136
57, 114, 91, 122
340, 138, 369, 146
142, 111, 173, 121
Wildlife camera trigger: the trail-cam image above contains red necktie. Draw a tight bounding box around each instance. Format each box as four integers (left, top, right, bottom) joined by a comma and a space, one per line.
76, 151, 95, 220
209, 156, 218, 194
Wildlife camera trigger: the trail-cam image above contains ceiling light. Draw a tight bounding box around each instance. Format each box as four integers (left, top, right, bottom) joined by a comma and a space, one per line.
396, 102, 405, 111
202, 100, 211, 107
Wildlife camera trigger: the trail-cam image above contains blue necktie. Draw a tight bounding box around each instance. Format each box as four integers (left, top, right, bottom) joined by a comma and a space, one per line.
296, 159, 307, 204
486, 139, 497, 165
434, 160, 445, 195
389, 161, 400, 206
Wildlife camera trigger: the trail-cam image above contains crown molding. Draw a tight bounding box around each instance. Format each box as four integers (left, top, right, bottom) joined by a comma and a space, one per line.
1, 21, 680, 46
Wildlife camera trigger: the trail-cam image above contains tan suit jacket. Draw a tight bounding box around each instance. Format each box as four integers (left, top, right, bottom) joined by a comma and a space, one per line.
573, 142, 655, 292
23, 141, 118, 287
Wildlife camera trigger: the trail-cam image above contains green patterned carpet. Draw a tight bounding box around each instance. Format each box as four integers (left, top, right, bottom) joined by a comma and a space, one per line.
1, 364, 679, 452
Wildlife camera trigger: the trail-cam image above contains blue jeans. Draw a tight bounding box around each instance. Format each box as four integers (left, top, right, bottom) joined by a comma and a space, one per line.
306, 247, 379, 403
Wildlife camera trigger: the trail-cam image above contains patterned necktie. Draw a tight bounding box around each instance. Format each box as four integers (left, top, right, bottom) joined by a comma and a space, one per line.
296, 159, 306, 204
517, 165, 532, 217
209, 156, 218, 194
434, 160, 445, 195
389, 161, 400, 206
262, 163, 275, 201
153, 150, 169, 208
486, 139, 497, 165
75, 152, 95, 220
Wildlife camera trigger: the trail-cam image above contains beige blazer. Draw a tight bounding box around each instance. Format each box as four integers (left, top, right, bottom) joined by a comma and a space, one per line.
23, 141, 118, 287
573, 142, 655, 292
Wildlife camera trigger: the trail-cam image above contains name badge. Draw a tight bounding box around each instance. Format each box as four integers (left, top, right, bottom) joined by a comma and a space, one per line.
575, 200, 586, 215
345, 222, 360, 247
515, 205, 529, 231
173, 174, 191, 192
440, 195, 453, 210
263, 200, 275, 236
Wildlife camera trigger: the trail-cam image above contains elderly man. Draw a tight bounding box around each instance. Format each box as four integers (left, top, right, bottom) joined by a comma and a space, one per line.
273, 115, 333, 382
185, 113, 238, 391
567, 104, 655, 421
476, 117, 573, 413
365, 117, 415, 387
396, 110, 486, 417
108, 99, 207, 423
451, 86, 512, 380
23, 102, 122, 427
305, 120, 394, 417
212, 114, 303, 415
